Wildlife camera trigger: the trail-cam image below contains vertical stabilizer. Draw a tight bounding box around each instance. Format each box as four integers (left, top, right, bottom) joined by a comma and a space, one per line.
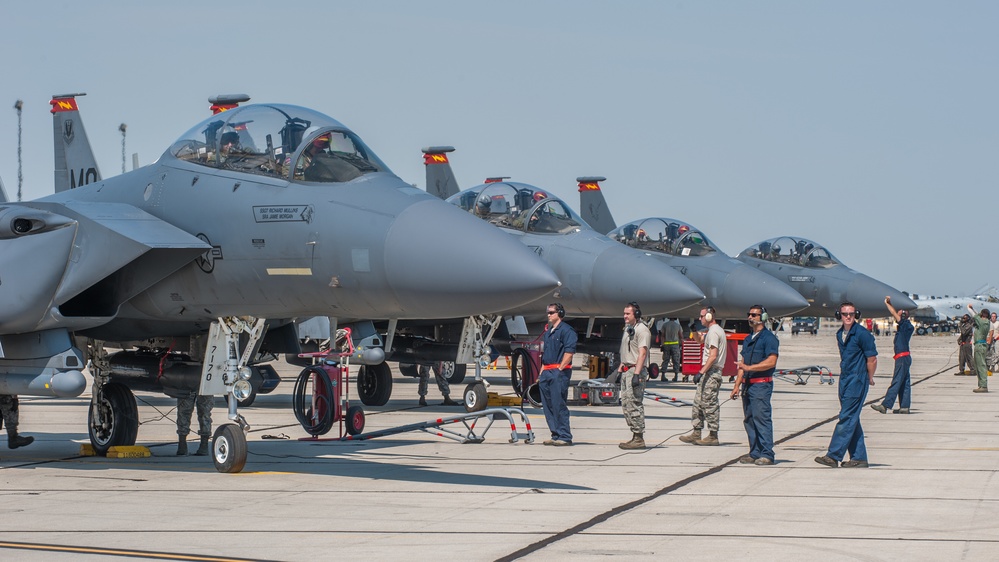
0, 176, 8, 203
577, 176, 616, 235
51, 93, 101, 193
422, 146, 459, 200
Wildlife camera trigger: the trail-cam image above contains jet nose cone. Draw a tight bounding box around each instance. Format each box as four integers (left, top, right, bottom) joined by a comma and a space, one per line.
846, 274, 915, 313
722, 267, 810, 317
591, 246, 704, 315
385, 200, 560, 318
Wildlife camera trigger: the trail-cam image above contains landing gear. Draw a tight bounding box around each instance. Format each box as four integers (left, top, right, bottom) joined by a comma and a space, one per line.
212, 424, 247, 473
463, 382, 488, 412
434, 361, 467, 385
357, 362, 393, 406
88, 382, 139, 455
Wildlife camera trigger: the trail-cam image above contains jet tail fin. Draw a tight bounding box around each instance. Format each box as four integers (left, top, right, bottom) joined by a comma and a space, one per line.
422, 146, 459, 200
0, 176, 8, 203
577, 176, 616, 235
51, 93, 101, 193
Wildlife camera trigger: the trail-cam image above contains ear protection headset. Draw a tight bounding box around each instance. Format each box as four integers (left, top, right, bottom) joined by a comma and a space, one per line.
628, 301, 642, 320
750, 305, 768, 324
703, 306, 715, 323
899, 310, 909, 321
834, 308, 862, 320
550, 302, 565, 319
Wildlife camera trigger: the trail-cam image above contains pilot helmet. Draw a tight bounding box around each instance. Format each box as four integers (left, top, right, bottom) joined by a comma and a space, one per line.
677, 225, 689, 235
533, 191, 548, 202
220, 131, 240, 148
475, 194, 492, 214
311, 134, 331, 149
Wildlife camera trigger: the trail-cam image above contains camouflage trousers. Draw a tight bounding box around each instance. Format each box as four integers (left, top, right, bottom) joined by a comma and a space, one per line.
959, 344, 974, 374
0, 395, 19, 434
691, 369, 723, 432
620, 368, 648, 433
417, 364, 450, 397
177, 393, 214, 437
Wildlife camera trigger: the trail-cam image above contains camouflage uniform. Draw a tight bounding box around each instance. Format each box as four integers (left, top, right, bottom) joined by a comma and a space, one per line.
0, 395, 20, 433
177, 392, 214, 437
620, 322, 651, 434
691, 368, 724, 431
417, 364, 450, 398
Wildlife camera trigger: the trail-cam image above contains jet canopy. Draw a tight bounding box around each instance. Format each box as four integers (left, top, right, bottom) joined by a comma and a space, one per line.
742, 236, 840, 268
168, 104, 390, 182
608, 218, 718, 257
446, 181, 584, 235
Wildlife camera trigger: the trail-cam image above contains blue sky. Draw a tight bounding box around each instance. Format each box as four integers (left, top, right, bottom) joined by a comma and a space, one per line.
1, 1, 995, 297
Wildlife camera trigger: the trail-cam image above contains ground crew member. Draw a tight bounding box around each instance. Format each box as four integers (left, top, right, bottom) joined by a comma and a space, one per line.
659, 318, 682, 382
680, 306, 725, 446
731, 305, 778, 465
968, 304, 991, 393
417, 363, 458, 407
618, 302, 651, 450
0, 395, 34, 451
872, 297, 914, 414
176, 391, 213, 456
539, 303, 577, 446
816, 302, 876, 468
957, 314, 975, 376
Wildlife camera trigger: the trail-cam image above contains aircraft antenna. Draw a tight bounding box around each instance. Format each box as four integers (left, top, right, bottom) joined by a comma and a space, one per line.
14, 99, 22, 201
119, 123, 127, 174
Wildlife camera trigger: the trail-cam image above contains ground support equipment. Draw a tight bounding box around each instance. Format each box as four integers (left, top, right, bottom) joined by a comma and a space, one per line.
643, 390, 693, 407
774, 365, 835, 385
341, 407, 535, 444
294, 328, 366, 441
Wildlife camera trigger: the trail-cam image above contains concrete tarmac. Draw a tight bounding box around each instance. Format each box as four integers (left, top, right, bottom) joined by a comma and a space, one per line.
0, 330, 995, 561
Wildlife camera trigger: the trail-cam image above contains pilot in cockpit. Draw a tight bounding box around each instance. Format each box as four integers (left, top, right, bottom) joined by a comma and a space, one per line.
219, 131, 241, 161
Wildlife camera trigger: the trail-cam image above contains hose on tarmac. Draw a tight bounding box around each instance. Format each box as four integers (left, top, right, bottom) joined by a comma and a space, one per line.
293, 366, 336, 436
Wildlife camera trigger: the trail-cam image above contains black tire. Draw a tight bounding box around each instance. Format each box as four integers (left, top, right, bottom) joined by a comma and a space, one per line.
212, 424, 247, 473
346, 405, 365, 435
916, 327, 926, 335
293, 366, 336, 436
397, 362, 420, 377
357, 362, 393, 406
510, 348, 536, 399
434, 361, 466, 385
648, 363, 660, 380
463, 382, 488, 412
88, 383, 139, 456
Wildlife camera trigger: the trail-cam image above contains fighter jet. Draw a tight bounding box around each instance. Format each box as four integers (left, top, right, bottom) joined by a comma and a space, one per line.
577, 178, 809, 322
3, 94, 560, 472
736, 236, 916, 317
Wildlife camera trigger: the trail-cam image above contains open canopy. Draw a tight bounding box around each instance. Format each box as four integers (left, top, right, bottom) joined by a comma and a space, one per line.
168, 103, 390, 182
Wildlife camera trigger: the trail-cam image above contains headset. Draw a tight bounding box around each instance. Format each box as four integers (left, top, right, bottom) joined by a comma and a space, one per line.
834, 302, 862, 321
703, 306, 715, 323
549, 302, 565, 319
627, 301, 642, 320
899, 310, 909, 321
749, 305, 768, 324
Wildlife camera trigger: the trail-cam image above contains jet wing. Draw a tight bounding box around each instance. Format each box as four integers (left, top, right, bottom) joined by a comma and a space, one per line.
0, 201, 210, 334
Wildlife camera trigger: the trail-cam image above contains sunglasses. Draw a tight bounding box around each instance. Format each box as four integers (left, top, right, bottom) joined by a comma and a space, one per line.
747, 312, 760, 317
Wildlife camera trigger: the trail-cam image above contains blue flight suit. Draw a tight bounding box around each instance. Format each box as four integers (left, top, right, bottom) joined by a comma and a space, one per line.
540, 321, 577, 443
827, 323, 878, 463
881, 318, 913, 410
740, 329, 779, 462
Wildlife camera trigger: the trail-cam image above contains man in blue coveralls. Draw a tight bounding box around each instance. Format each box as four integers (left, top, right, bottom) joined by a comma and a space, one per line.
539, 303, 577, 446
816, 302, 877, 468
731, 305, 779, 465
871, 296, 913, 414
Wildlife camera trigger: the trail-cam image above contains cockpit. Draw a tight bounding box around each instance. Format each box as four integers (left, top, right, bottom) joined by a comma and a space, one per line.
742, 236, 839, 268
608, 218, 718, 257
168, 104, 390, 182
446, 181, 584, 235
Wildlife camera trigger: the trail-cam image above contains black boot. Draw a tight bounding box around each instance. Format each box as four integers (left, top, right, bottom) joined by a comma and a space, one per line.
441, 395, 459, 406
194, 436, 210, 456
176, 436, 188, 456
8, 431, 33, 449
419, 396, 428, 407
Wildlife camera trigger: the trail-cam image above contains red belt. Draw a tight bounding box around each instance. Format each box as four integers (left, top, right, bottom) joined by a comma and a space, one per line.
894, 351, 910, 360
542, 364, 565, 371
747, 377, 773, 384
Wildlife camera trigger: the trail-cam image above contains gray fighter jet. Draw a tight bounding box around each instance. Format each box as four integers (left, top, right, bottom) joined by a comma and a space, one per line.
3, 94, 559, 472
577, 178, 809, 322
736, 236, 916, 317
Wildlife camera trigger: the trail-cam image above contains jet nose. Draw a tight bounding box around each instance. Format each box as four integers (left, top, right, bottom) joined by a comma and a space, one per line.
846, 274, 916, 314
721, 267, 810, 317
590, 246, 704, 315
384, 200, 560, 318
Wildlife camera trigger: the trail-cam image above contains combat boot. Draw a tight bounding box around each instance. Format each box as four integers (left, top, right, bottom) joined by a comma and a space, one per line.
619, 433, 645, 450
194, 436, 210, 456
176, 435, 188, 456
441, 395, 459, 406
418, 396, 428, 407
695, 431, 719, 446
7, 431, 33, 449
679, 429, 701, 444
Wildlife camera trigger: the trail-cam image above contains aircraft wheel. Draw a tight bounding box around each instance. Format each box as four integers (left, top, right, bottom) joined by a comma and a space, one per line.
357, 362, 393, 406
398, 362, 420, 378
463, 382, 488, 412
88, 383, 139, 456
212, 424, 247, 474
916, 327, 926, 336
433, 361, 466, 385
346, 405, 365, 435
